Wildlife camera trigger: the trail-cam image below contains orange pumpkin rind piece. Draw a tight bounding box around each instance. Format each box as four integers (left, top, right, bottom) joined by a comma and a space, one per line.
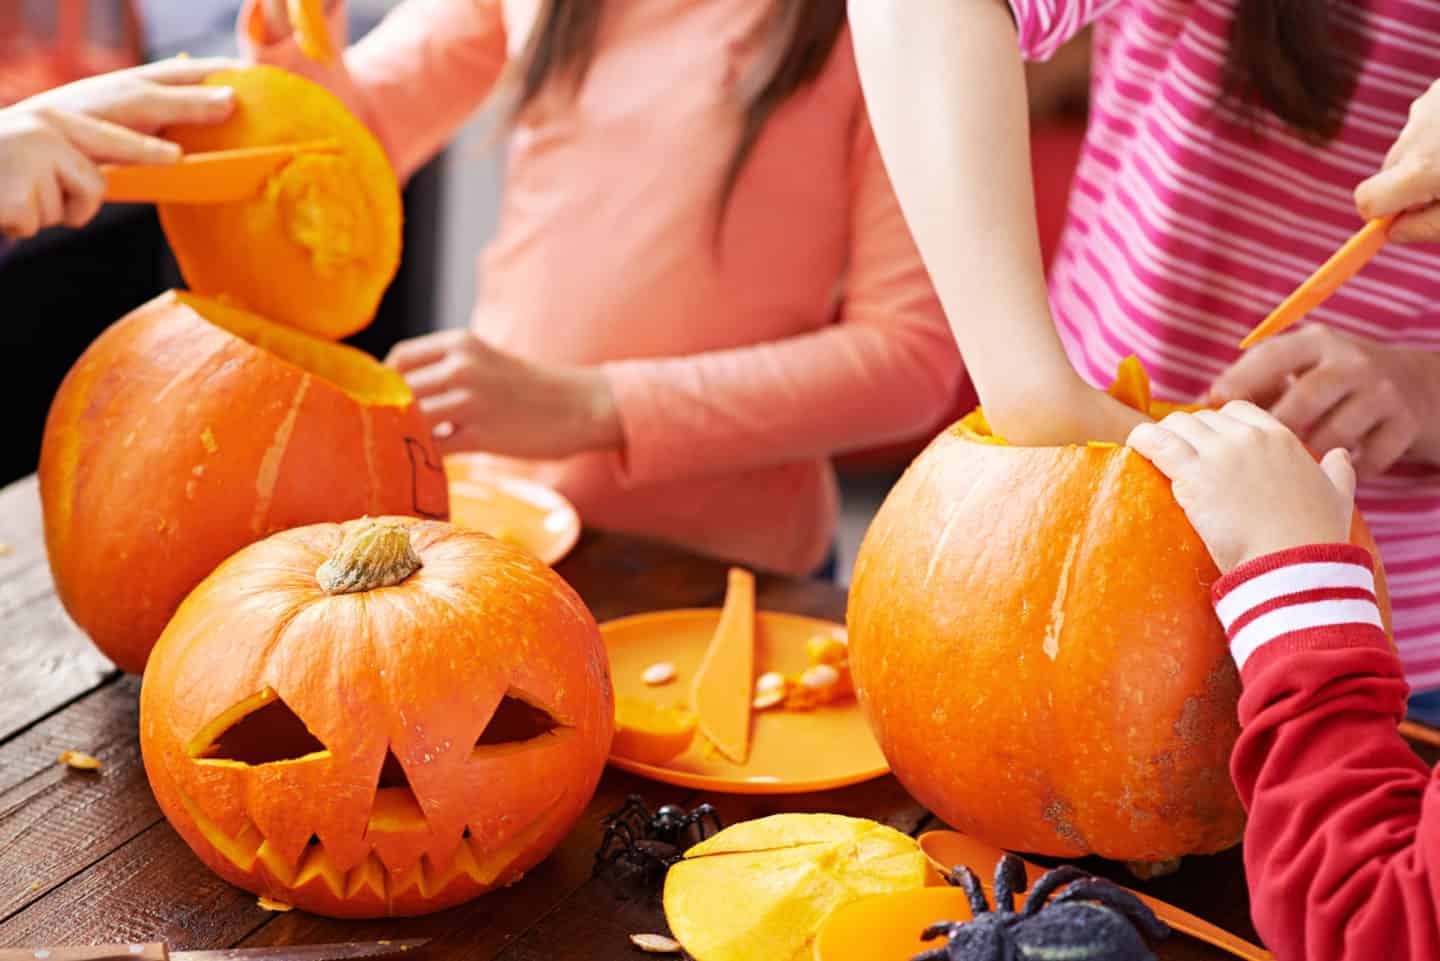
612, 697, 697, 766
664, 814, 929, 961
689, 568, 756, 764
159, 65, 402, 341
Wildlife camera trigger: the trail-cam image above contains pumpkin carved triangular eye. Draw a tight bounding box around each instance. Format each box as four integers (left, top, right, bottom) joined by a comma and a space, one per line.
475, 692, 561, 748
190, 687, 328, 764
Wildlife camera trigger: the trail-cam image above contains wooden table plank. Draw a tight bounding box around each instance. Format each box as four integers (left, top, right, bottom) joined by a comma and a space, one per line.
0, 678, 158, 921
0, 477, 114, 744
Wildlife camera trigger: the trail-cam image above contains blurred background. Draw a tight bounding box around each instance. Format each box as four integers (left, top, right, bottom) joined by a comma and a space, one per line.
0, 0, 1091, 582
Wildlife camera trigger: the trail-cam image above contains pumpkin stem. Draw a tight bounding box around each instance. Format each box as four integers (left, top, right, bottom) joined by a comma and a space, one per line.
317, 520, 422, 594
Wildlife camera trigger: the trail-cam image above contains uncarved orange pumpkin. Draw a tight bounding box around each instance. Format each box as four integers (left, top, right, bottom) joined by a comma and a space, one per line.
159, 64, 402, 340
140, 517, 613, 918
39, 291, 449, 674
847, 366, 1390, 866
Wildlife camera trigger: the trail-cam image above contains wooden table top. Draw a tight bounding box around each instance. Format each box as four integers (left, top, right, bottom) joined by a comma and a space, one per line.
2, 473, 1434, 961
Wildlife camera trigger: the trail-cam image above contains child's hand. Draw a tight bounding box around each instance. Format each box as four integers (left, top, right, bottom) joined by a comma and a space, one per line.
1126, 402, 1356, 574
0, 58, 238, 238
1356, 78, 1440, 242
387, 330, 623, 459
1209, 326, 1438, 478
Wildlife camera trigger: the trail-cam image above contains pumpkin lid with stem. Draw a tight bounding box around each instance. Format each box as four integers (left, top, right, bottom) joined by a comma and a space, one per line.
158, 64, 402, 341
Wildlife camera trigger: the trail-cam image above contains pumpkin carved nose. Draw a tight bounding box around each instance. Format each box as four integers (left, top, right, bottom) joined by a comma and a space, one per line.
369, 748, 427, 833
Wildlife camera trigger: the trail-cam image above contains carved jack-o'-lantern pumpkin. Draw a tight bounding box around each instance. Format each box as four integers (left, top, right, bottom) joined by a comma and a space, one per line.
139, 518, 613, 918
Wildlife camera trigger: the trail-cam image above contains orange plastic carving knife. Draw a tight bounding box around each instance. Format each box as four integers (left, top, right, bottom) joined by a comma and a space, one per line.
1239, 214, 1397, 349
690, 567, 756, 765
102, 141, 340, 205
917, 831, 1273, 961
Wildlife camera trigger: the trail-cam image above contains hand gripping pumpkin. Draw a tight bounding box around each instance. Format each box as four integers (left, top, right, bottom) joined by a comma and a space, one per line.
39, 64, 433, 673
846, 359, 1391, 869
140, 518, 614, 917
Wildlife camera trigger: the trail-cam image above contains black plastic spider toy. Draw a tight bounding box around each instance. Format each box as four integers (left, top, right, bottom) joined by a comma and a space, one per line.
593, 795, 723, 891
912, 854, 1171, 961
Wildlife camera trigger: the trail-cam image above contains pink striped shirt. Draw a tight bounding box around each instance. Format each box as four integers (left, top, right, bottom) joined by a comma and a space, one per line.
1010, 0, 1440, 689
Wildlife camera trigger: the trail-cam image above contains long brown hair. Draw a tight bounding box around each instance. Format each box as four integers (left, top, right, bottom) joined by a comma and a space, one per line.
1224, 0, 1363, 141
513, 1, 847, 218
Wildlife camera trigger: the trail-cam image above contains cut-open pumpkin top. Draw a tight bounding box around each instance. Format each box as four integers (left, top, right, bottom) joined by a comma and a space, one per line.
159, 65, 402, 342
177, 292, 411, 407
954, 356, 1205, 447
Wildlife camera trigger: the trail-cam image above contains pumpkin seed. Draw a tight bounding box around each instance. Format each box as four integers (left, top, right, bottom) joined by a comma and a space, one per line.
58, 750, 101, 771
629, 933, 682, 954
642, 662, 677, 686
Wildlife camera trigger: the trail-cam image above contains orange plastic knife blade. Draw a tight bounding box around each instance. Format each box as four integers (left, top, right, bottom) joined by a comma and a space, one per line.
102, 141, 340, 205
690, 567, 756, 765
918, 831, 1273, 961
1239, 214, 1396, 349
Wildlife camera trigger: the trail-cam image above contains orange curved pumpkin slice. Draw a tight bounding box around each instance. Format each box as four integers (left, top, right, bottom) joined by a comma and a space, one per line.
663, 814, 929, 961
1107, 354, 1153, 414
288, 0, 336, 65
159, 65, 402, 341
612, 697, 696, 766
690, 568, 756, 764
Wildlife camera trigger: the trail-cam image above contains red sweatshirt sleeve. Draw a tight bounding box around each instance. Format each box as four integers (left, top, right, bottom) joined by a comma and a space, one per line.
1214, 544, 1440, 961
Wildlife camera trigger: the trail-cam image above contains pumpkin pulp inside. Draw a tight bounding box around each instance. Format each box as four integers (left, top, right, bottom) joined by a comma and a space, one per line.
176, 292, 411, 407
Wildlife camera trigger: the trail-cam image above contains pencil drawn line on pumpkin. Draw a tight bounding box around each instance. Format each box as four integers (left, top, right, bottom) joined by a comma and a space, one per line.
404, 436, 447, 519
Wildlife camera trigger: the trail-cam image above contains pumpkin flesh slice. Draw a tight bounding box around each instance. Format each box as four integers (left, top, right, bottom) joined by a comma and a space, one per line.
689, 568, 756, 764
663, 814, 929, 961
612, 697, 696, 766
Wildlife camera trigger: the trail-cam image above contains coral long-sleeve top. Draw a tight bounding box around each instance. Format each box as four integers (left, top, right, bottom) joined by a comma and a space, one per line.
242, 0, 961, 574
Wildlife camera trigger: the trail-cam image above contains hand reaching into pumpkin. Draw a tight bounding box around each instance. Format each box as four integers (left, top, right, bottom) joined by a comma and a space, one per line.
1208, 325, 1440, 478
1127, 402, 1356, 574
0, 58, 238, 239
387, 329, 624, 459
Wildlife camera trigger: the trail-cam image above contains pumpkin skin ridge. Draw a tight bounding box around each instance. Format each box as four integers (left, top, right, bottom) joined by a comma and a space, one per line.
140, 517, 612, 918
847, 418, 1389, 863
39, 293, 450, 674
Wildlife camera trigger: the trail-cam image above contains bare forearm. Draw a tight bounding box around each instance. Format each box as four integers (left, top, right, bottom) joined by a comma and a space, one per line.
849, 0, 1077, 416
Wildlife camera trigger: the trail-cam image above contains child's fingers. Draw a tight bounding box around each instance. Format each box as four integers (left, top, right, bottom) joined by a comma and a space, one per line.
104, 83, 235, 132
387, 332, 458, 372
43, 109, 181, 164
1356, 416, 1415, 477
417, 389, 476, 428
1126, 422, 1197, 476
1216, 399, 1284, 431
34, 171, 63, 231
1388, 205, 1440, 244
1210, 332, 1323, 405
54, 148, 105, 227
2, 185, 40, 238
1156, 410, 1220, 451
1354, 159, 1440, 221
1319, 448, 1358, 504
132, 57, 244, 85
1269, 366, 1354, 434
1306, 390, 1388, 458
1192, 409, 1254, 436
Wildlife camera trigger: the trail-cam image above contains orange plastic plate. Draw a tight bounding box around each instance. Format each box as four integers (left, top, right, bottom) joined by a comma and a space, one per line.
444, 459, 581, 567
601, 610, 889, 793
813, 888, 974, 961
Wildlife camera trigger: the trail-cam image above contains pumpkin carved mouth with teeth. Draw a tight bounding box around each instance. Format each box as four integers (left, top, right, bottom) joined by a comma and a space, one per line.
140, 518, 613, 918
